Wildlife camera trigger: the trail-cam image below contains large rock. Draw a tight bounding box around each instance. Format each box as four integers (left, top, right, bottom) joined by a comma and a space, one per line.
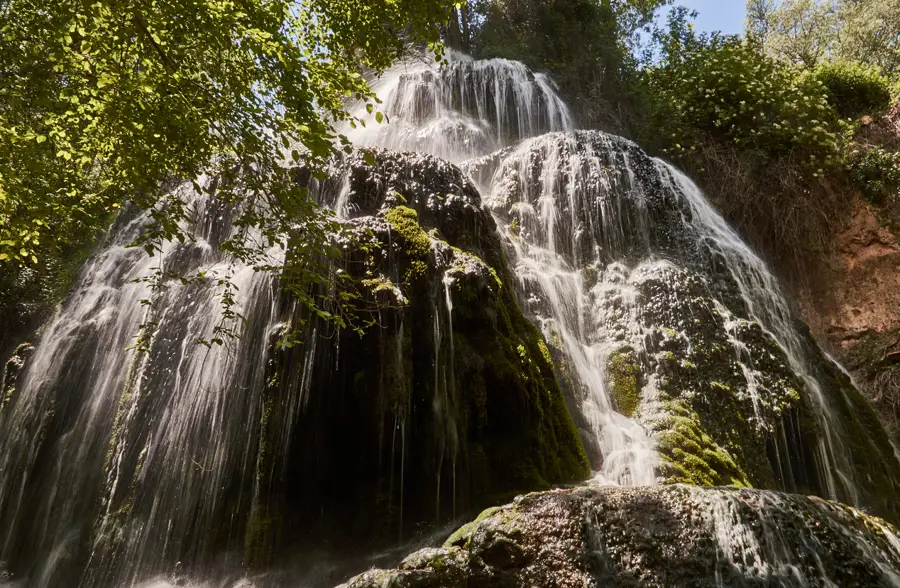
249, 150, 590, 554
341, 484, 900, 587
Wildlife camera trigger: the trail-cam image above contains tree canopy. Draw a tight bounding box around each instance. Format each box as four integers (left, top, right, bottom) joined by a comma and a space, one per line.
0, 0, 457, 341
746, 0, 900, 74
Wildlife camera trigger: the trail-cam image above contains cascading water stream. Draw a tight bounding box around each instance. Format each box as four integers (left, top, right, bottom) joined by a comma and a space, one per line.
465, 133, 662, 485
347, 53, 660, 487
345, 50, 571, 165
463, 127, 885, 502
659, 166, 853, 501
1, 49, 898, 588
0, 184, 287, 587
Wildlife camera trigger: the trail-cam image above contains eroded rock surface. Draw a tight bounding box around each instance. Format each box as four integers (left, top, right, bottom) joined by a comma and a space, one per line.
341, 485, 900, 588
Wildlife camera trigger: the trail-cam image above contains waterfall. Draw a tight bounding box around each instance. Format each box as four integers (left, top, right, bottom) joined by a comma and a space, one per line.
464, 132, 661, 485
347, 56, 660, 486
343, 54, 888, 499
1, 49, 898, 588
0, 185, 286, 587
345, 50, 571, 164
660, 166, 852, 501
461, 127, 896, 502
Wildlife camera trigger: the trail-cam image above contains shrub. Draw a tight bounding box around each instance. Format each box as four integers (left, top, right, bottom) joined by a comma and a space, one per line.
643, 37, 848, 172
809, 60, 894, 120
847, 145, 900, 205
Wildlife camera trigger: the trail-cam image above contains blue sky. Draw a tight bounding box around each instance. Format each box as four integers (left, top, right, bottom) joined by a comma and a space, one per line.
674, 0, 748, 35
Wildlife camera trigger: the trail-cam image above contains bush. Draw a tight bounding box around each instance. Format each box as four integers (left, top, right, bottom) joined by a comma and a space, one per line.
643, 37, 848, 172
809, 60, 894, 120
847, 145, 900, 205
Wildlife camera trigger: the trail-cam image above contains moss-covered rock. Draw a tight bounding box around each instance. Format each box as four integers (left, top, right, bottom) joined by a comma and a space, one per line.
468, 129, 900, 526
261, 149, 589, 548
606, 350, 640, 418
341, 485, 900, 587
652, 399, 751, 488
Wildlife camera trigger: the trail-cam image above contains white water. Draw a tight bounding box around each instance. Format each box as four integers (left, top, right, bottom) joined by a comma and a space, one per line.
342, 51, 896, 497
466, 132, 661, 485
349, 56, 660, 485
661, 167, 851, 500
345, 50, 571, 164
0, 186, 287, 587
693, 487, 900, 587
2, 49, 898, 588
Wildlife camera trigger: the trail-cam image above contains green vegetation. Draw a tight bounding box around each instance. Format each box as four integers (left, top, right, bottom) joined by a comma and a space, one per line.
465, 0, 671, 132
643, 33, 846, 170
458, 1, 900, 282
444, 505, 504, 548
747, 0, 900, 75
385, 206, 433, 259
0, 0, 458, 344
654, 399, 752, 488
848, 146, 900, 206
809, 60, 895, 120
606, 350, 640, 418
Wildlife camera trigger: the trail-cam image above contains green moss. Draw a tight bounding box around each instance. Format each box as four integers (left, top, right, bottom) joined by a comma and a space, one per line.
384, 206, 431, 258
405, 260, 428, 283
444, 505, 505, 548
256, 391, 275, 483
654, 399, 752, 488
383, 206, 434, 284
607, 351, 640, 418
459, 277, 590, 501
245, 504, 278, 568
537, 339, 553, 367
489, 267, 502, 288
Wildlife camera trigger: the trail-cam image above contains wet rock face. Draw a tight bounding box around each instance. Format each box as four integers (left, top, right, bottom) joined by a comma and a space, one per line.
264, 150, 589, 548
461, 129, 900, 523
622, 262, 813, 491
341, 485, 900, 588
316, 150, 500, 263
1, 343, 34, 412
465, 131, 696, 268
464, 131, 817, 487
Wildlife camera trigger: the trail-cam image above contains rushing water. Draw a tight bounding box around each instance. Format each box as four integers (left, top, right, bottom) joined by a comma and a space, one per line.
686, 486, 900, 587
0, 187, 286, 587
345, 50, 571, 165
1, 50, 898, 587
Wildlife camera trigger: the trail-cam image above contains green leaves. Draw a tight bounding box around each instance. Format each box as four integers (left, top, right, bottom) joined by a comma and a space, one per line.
807, 60, 894, 120
643, 35, 847, 169
0, 0, 457, 340
754, 0, 900, 77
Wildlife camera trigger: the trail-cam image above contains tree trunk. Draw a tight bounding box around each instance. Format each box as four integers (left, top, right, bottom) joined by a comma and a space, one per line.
445, 7, 463, 51
461, 5, 471, 53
